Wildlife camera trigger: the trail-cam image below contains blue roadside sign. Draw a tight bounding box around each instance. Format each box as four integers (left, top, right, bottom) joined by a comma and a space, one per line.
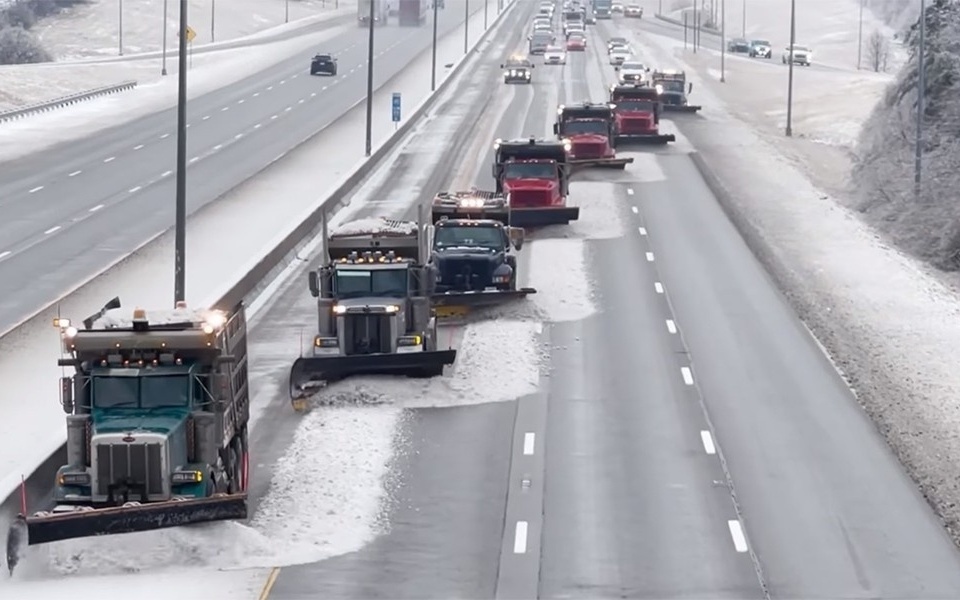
392, 93, 401, 122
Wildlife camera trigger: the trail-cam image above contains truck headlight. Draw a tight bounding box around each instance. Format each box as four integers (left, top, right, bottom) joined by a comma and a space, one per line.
58, 472, 91, 486
172, 470, 203, 484
385, 305, 400, 313
398, 335, 422, 347
332, 304, 347, 314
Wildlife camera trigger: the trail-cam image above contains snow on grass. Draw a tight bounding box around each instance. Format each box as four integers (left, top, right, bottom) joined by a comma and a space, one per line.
526, 238, 597, 322
305, 319, 545, 408
36, 0, 349, 60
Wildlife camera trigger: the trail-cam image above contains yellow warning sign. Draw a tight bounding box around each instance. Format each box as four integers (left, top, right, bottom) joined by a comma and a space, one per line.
184, 25, 196, 42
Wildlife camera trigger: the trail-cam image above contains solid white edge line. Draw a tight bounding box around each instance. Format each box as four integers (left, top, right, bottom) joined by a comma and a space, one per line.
700, 430, 716, 455
513, 521, 528, 554
666, 319, 677, 334
728, 520, 748, 552
522, 432, 535, 456
654, 282, 664, 293
681, 366, 694, 385
645, 252, 654, 261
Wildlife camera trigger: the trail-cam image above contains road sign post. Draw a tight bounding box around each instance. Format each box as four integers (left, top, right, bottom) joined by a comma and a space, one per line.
392, 92, 401, 130
184, 25, 196, 69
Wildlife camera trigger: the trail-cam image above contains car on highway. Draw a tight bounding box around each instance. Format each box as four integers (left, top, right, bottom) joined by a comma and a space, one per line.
615, 60, 649, 83
544, 45, 567, 64
584, 13, 596, 23
502, 57, 534, 83
566, 33, 586, 51
611, 2, 624, 12
727, 38, 751, 53
607, 36, 628, 52
749, 38, 772, 58
609, 45, 632, 65
529, 31, 554, 53
782, 43, 813, 66
624, 4, 642, 17
565, 24, 585, 37
310, 53, 338, 76
533, 22, 553, 33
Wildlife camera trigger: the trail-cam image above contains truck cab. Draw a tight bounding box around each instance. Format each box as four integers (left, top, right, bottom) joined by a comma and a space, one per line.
358, 0, 389, 25
608, 84, 676, 144
553, 103, 633, 169
431, 216, 521, 292
651, 70, 701, 112
492, 137, 578, 227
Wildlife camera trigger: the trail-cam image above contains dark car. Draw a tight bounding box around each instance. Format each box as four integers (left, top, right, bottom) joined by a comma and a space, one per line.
727, 38, 751, 53
432, 219, 519, 292
310, 53, 337, 76
502, 57, 534, 83
749, 39, 772, 58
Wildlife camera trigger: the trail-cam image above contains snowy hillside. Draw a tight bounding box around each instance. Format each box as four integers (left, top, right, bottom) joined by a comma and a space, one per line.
853, 0, 960, 270
867, 0, 921, 31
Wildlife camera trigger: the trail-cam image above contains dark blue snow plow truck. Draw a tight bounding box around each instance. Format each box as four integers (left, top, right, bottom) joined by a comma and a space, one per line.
6, 298, 250, 574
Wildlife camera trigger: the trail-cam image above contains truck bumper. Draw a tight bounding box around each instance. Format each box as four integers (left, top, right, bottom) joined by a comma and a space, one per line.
614, 133, 676, 145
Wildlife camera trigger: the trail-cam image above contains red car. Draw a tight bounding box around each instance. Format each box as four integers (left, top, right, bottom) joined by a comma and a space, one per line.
566, 35, 586, 51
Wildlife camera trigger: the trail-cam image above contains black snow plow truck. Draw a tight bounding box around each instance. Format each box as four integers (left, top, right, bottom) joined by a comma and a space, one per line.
6, 298, 250, 574
288, 217, 457, 409
428, 190, 536, 317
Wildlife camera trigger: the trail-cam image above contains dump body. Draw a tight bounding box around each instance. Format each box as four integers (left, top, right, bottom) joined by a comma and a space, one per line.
554, 103, 634, 169
609, 84, 676, 144
651, 70, 701, 112
358, 0, 389, 25
291, 218, 456, 404
6, 299, 251, 572
492, 138, 579, 227
398, 0, 427, 25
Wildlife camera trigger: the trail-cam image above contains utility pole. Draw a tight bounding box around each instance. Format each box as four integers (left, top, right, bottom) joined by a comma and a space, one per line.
658, 0, 662, 16
856, 0, 863, 69
741, 0, 745, 37
161, 0, 168, 75
364, 2, 375, 156
174, 0, 189, 303
720, 0, 725, 82
211, 0, 216, 43
785, 0, 796, 136
118, 0, 123, 56
286, 0, 290, 23
431, 0, 439, 90
464, 0, 470, 54
484, 0, 488, 29
915, 0, 926, 198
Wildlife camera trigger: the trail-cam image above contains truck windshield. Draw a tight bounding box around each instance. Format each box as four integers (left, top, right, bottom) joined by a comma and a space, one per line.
615, 100, 654, 111
92, 375, 190, 409
563, 120, 607, 134
435, 226, 504, 250
335, 268, 408, 298
657, 80, 684, 92
504, 162, 556, 179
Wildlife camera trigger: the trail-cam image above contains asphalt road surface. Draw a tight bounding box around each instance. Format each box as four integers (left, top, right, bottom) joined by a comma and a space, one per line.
0, 4, 481, 335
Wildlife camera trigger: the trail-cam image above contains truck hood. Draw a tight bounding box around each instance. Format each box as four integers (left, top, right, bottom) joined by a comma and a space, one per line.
568, 133, 610, 145
92, 408, 189, 435
504, 178, 557, 192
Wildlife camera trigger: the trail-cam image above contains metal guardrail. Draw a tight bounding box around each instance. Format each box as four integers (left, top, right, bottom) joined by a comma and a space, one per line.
0, 80, 138, 124
654, 13, 720, 35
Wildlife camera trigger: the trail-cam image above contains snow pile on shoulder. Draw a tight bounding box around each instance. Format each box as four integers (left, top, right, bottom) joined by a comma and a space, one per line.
332, 217, 420, 237
526, 238, 598, 322
307, 320, 545, 408
568, 181, 629, 240
854, 3, 960, 271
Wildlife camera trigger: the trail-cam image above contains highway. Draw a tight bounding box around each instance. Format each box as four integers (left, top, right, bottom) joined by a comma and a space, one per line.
0, 3, 482, 336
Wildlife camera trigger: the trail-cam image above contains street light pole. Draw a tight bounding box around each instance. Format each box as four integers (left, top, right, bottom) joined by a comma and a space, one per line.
431, 0, 439, 90
211, 0, 216, 43
720, 0, 725, 82
118, 0, 123, 56
364, 2, 375, 156
174, 0, 189, 303
856, 0, 863, 69
692, 0, 697, 52
741, 0, 745, 37
161, 0, 168, 75
785, 0, 796, 136
286, 0, 290, 23
915, 0, 926, 198
464, 0, 469, 54
484, 0, 488, 29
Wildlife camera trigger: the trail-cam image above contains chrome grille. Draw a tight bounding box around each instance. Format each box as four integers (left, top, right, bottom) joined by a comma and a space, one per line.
95, 442, 164, 497
572, 142, 607, 158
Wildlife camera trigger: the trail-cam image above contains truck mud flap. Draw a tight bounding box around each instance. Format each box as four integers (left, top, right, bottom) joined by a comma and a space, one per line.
662, 105, 701, 113
7, 494, 247, 556
289, 350, 458, 399
432, 288, 537, 316
615, 134, 676, 145
570, 157, 634, 171
509, 207, 580, 228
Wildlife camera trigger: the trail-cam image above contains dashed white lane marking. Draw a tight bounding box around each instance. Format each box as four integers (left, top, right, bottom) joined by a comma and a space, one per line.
267, 85, 274, 90
311, 92, 317, 97
284, 106, 292, 112
513, 521, 528, 554
161, 170, 173, 178
0, 251, 9, 259
280, 79, 287, 84
254, 124, 262, 129
134, 144, 144, 150
203, 115, 211, 120
221, 106, 230, 111
639, 226, 647, 235
189, 156, 199, 163
298, 99, 305, 104
186, 123, 191, 128
271, 114, 279, 120
627, 188, 634, 195
631, 206, 638, 214
666, 319, 677, 334
161, 133, 170, 139
235, 133, 243, 140
29, 186, 43, 193
69, 170, 82, 177
654, 282, 664, 294
44, 226, 61, 235
322, 86, 328, 90
89, 204, 104, 212
523, 432, 535, 456
128, 186, 142, 193
214, 144, 223, 151
728, 520, 748, 552
681, 367, 694, 386
253, 92, 260, 97
645, 252, 654, 262
103, 156, 115, 163
238, 99, 245, 104
700, 430, 716, 455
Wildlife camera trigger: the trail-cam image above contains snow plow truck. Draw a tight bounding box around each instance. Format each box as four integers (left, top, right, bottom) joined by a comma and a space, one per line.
553, 102, 635, 170
608, 84, 676, 145
288, 217, 456, 409
428, 190, 536, 318
491, 137, 578, 227
651, 70, 701, 113
6, 298, 250, 574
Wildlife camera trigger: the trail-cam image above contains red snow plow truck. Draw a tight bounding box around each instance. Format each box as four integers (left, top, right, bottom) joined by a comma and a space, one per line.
492, 137, 578, 228
608, 84, 675, 145
553, 102, 634, 170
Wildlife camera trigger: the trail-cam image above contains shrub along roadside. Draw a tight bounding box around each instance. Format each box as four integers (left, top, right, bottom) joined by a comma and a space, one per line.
0, 0, 91, 64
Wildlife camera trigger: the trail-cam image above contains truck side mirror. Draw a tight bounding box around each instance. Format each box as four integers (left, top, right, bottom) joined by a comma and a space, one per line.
500, 63, 506, 68
552, 123, 559, 134
688, 82, 693, 93
308, 270, 320, 298
60, 376, 73, 414
509, 228, 525, 250
646, 67, 650, 72
614, 66, 619, 71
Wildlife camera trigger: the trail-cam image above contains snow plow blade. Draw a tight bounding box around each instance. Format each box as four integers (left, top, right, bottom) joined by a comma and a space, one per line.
432, 288, 537, 316
509, 206, 580, 228
614, 133, 676, 145
9, 494, 248, 548
289, 350, 457, 399
662, 104, 701, 113
569, 156, 634, 171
